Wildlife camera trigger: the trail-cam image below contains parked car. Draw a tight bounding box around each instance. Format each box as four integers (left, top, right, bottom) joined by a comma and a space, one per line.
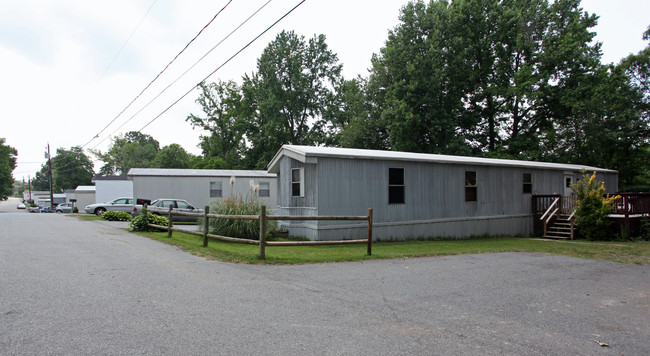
145, 199, 203, 222
55, 203, 73, 213
17, 202, 26, 209
85, 197, 141, 216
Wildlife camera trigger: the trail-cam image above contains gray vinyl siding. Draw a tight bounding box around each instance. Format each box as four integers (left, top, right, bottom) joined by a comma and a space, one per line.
278, 156, 619, 240
131, 175, 277, 210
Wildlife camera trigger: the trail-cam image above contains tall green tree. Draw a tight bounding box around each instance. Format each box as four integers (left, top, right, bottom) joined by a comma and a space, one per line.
153, 144, 193, 169
186, 81, 245, 168
0, 138, 18, 200
93, 131, 160, 175
241, 30, 343, 168
360, 0, 601, 158
51, 146, 94, 191
31, 164, 50, 191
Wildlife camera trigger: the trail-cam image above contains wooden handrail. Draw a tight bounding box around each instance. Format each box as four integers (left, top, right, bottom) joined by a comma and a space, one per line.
540, 198, 559, 221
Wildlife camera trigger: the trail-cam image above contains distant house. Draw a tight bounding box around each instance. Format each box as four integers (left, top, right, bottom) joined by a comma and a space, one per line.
75, 185, 96, 211
267, 145, 618, 241
92, 175, 133, 204
127, 168, 277, 210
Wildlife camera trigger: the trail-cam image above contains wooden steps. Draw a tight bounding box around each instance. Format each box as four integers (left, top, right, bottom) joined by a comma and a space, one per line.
543, 215, 574, 239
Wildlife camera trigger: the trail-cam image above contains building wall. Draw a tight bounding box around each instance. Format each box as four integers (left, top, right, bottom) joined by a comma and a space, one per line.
132, 175, 277, 210
75, 191, 95, 211
277, 156, 619, 241
95, 180, 133, 203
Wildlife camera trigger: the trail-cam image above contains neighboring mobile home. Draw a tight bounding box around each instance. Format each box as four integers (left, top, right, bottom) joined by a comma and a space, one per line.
75, 185, 96, 211
127, 168, 277, 210
267, 145, 618, 241
92, 175, 133, 204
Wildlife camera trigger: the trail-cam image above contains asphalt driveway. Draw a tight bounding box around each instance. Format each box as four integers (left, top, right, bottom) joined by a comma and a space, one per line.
1, 212, 649, 355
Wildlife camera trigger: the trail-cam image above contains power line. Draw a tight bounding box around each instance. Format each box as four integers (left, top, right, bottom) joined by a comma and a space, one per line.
82, 0, 233, 149
91, 0, 158, 92
92, 0, 273, 149
138, 0, 307, 132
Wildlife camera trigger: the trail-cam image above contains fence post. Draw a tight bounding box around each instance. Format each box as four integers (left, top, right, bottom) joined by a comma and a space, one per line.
367, 208, 373, 256
167, 205, 173, 238
203, 206, 209, 247
259, 205, 266, 260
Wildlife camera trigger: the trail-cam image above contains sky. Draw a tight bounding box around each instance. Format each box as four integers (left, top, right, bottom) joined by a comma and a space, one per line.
1, 0, 648, 180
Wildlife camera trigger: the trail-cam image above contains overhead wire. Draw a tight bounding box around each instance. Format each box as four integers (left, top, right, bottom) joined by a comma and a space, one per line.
83, 0, 233, 149
92, 0, 273, 149
138, 0, 307, 132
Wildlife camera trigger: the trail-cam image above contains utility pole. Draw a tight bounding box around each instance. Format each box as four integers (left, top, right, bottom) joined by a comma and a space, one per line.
47, 144, 54, 209
28, 175, 32, 202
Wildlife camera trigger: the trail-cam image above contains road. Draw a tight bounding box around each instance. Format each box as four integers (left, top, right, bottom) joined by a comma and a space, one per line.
1, 211, 649, 355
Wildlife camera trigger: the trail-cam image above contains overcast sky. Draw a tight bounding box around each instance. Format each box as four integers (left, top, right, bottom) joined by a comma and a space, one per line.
2, 0, 648, 180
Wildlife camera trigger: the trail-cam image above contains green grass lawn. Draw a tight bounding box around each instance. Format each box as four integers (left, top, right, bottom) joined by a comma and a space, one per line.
130, 229, 650, 265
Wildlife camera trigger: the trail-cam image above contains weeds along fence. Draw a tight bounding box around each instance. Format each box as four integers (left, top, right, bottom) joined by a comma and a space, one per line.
148, 205, 373, 260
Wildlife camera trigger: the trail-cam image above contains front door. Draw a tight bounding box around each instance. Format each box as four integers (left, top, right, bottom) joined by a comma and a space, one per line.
563, 174, 573, 196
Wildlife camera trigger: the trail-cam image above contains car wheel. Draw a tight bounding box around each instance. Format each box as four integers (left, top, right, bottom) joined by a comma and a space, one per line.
56, 209, 62, 213
95, 207, 106, 215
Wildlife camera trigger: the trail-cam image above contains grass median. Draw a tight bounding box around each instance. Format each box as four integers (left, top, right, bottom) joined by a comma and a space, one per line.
131, 229, 650, 265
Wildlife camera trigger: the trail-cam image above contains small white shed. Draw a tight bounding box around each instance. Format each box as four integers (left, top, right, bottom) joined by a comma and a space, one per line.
75, 185, 96, 211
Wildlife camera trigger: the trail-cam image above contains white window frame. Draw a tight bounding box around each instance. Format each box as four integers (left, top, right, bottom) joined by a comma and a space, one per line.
291, 168, 304, 197
259, 182, 270, 197
210, 181, 222, 198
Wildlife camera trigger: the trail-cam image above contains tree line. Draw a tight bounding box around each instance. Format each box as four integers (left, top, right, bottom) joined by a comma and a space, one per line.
12, 0, 650, 195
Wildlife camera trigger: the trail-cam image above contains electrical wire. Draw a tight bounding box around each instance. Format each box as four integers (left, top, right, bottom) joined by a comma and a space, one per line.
138, 0, 307, 132
92, 0, 273, 149
82, 0, 233, 149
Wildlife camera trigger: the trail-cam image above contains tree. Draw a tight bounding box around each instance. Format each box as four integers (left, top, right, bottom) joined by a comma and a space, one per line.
153, 144, 193, 169
93, 132, 160, 175
571, 171, 619, 240
186, 81, 245, 168
51, 146, 94, 191
241, 30, 343, 168
31, 164, 51, 191
361, 0, 601, 158
0, 138, 18, 200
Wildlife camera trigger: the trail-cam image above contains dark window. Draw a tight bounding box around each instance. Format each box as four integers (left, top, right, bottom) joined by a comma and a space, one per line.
523, 173, 532, 194
210, 181, 222, 198
291, 168, 302, 197
565, 177, 572, 188
259, 182, 270, 197
465, 171, 477, 202
389, 168, 405, 204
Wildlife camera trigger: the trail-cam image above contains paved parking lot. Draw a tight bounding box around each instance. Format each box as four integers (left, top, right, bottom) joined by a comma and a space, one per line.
1, 210, 649, 355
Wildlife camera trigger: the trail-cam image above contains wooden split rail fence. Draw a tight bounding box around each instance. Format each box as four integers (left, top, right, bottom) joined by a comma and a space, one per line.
147, 205, 373, 260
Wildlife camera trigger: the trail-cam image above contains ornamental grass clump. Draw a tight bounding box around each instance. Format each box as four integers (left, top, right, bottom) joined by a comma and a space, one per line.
571, 171, 619, 241
206, 196, 275, 240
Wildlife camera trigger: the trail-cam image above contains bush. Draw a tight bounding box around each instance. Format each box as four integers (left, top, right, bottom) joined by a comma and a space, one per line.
571, 171, 619, 241
102, 210, 132, 221
205, 197, 276, 240
72, 206, 78, 213
130, 212, 169, 232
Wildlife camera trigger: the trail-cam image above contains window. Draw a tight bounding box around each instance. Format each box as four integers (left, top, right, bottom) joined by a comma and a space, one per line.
160, 200, 175, 208
291, 168, 303, 197
523, 173, 532, 194
210, 181, 222, 198
259, 182, 270, 197
565, 177, 572, 188
176, 201, 191, 209
465, 171, 477, 202
389, 168, 405, 204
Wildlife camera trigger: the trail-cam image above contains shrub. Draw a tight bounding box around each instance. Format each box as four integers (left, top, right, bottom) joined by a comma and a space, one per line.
571, 171, 619, 241
72, 206, 78, 213
102, 210, 132, 221
130, 212, 169, 232
205, 197, 276, 240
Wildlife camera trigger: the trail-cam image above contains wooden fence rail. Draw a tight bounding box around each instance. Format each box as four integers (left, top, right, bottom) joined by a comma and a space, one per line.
147, 205, 373, 259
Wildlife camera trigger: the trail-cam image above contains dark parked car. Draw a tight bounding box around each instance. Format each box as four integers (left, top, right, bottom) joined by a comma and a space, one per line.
146, 199, 203, 222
